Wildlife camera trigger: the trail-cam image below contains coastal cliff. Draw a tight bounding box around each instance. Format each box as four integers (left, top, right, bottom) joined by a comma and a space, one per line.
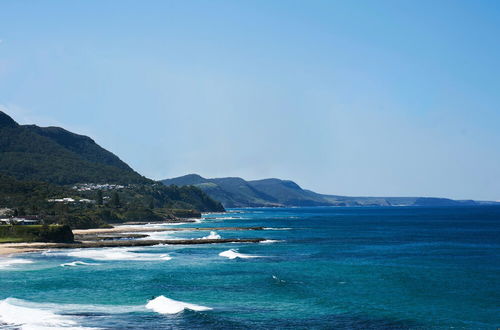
162, 174, 491, 208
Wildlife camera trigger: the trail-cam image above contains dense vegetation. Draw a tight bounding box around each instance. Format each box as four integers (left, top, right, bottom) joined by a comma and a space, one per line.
163, 174, 281, 207
0, 174, 66, 211
162, 174, 344, 207
0, 111, 225, 231
0, 111, 149, 185
0, 174, 224, 229
0, 224, 74, 243
163, 174, 483, 208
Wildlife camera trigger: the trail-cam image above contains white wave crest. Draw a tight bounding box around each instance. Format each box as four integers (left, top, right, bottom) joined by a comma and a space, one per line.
0, 298, 97, 330
134, 231, 176, 240
46, 248, 171, 262
164, 221, 198, 226
201, 231, 221, 239
202, 216, 241, 220
260, 239, 283, 244
263, 227, 292, 231
60, 261, 100, 267
0, 258, 33, 269
218, 249, 260, 259
146, 295, 212, 314
272, 275, 287, 283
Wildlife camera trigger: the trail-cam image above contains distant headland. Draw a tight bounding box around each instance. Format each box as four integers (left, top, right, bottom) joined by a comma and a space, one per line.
162, 174, 499, 208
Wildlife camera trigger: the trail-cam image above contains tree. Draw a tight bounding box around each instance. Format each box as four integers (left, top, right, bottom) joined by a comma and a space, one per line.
111, 191, 121, 208
16, 207, 26, 216
96, 190, 103, 206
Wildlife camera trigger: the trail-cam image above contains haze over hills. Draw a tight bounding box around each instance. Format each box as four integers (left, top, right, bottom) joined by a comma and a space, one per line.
0, 108, 495, 216
162, 174, 495, 208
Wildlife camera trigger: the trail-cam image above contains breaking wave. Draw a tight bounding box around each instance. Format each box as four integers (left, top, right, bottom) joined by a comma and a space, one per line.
263, 227, 292, 231
218, 249, 261, 259
60, 261, 100, 267
0, 298, 100, 330
0, 258, 33, 269
134, 231, 178, 240
146, 295, 212, 314
201, 231, 221, 239
260, 239, 283, 244
45, 248, 171, 262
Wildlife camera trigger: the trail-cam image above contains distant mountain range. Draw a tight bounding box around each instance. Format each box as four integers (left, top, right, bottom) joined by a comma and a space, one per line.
162, 174, 497, 208
1, 109, 495, 213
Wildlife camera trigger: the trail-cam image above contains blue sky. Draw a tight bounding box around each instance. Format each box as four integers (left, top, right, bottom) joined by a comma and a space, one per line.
1, 0, 499, 200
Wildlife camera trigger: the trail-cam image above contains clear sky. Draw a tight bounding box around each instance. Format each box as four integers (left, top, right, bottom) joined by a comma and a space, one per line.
1, 0, 499, 200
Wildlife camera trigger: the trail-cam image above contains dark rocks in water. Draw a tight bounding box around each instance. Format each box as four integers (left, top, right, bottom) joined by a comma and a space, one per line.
74, 233, 150, 241
21, 238, 266, 249
122, 219, 198, 225
73, 226, 265, 235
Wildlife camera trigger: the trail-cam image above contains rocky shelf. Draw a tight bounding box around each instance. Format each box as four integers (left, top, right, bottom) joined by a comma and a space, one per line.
11, 238, 266, 250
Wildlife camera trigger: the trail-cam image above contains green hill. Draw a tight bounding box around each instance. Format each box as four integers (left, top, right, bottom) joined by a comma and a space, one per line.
163, 174, 280, 207
0, 111, 148, 185
163, 174, 489, 208
0, 112, 224, 228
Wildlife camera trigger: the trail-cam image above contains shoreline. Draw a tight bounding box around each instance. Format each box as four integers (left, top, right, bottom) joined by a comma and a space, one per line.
0, 225, 267, 256
0, 242, 60, 256
73, 226, 264, 235
0, 238, 265, 256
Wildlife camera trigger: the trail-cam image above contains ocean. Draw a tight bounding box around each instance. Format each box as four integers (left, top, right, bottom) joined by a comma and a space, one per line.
0, 206, 499, 329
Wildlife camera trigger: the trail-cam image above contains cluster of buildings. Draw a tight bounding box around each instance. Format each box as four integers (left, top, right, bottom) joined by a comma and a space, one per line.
72, 183, 126, 191
47, 197, 95, 203
0, 215, 41, 225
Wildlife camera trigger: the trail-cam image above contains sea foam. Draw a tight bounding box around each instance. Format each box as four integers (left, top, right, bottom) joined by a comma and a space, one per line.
263, 227, 292, 231
201, 231, 221, 239
218, 249, 260, 259
0, 298, 95, 330
135, 231, 176, 240
260, 239, 283, 244
0, 297, 147, 329
60, 261, 100, 267
47, 248, 171, 262
146, 295, 212, 314
0, 258, 33, 269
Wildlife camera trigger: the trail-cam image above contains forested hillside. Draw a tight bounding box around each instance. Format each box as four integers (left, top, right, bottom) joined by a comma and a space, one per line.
163, 174, 486, 208
0, 112, 224, 228
0, 111, 148, 185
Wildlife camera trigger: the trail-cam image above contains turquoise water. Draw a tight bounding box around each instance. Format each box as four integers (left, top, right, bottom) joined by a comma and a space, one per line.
1, 206, 499, 329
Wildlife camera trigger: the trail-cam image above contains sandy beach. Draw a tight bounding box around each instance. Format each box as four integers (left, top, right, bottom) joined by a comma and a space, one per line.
0, 225, 265, 256
0, 242, 58, 256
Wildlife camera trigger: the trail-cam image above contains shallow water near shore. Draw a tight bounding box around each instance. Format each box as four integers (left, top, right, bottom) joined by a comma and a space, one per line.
1, 206, 499, 329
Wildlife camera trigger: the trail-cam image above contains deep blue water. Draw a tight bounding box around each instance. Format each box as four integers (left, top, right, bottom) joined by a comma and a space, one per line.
1, 206, 499, 329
